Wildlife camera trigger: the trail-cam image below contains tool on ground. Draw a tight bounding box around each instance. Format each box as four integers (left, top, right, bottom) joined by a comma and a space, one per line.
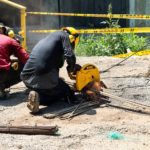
44, 63, 150, 120
74, 64, 150, 110
44, 64, 108, 120
75, 64, 100, 91
0, 125, 58, 135
65, 64, 107, 119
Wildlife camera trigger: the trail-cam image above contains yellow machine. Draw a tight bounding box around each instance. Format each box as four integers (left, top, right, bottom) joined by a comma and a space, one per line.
75, 64, 100, 91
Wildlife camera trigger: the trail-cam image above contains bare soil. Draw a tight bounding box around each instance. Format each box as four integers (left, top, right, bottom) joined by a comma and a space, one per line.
0, 56, 150, 150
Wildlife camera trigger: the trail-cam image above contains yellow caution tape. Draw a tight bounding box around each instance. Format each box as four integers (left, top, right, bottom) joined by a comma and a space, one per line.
29, 27, 150, 34
79, 28, 150, 34
27, 12, 150, 20
29, 30, 57, 33
113, 50, 150, 58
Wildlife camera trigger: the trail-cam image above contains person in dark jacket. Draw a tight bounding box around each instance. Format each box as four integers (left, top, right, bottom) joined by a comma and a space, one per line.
21, 27, 80, 113
0, 34, 29, 99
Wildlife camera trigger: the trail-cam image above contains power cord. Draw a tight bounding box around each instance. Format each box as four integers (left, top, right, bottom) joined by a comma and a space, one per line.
101, 50, 140, 73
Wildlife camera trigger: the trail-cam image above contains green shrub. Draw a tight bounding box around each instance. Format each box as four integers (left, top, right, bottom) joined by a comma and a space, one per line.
76, 33, 148, 56
122, 33, 148, 52
75, 4, 148, 56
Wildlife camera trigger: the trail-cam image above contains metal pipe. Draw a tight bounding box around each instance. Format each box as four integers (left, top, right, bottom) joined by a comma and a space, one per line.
98, 90, 150, 109
0, 0, 27, 49
0, 0, 26, 10
20, 9, 26, 49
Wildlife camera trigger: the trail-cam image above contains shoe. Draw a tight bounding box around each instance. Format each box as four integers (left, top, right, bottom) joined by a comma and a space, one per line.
27, 91, 39, 113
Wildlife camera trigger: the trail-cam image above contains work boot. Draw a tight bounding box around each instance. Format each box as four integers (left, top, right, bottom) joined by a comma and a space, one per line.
27, 91, 39, 113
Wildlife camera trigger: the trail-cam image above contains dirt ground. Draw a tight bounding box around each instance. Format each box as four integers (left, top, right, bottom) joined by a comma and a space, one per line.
0, 56, 150, 150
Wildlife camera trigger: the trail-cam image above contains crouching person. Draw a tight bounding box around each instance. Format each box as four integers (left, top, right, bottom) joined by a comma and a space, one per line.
0, 34, 29, 99
21, 27, 80, 113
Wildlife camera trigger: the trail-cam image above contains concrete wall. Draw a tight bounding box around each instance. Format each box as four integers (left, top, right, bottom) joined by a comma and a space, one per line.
145, 0, 150, 26
9, 0, 60, 50
129, 0, 150, 27
59, 0, 129, 28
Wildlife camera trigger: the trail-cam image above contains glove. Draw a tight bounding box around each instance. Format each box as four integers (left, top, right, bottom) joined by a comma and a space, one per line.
73, 64, 81, 74
68, 72, 76, 80
67, 64, 82, 80
11, 62, 19, 71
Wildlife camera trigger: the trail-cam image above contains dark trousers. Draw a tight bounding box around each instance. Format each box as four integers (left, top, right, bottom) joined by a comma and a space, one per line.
30, 79, 75, 105
0, 63, 23, 90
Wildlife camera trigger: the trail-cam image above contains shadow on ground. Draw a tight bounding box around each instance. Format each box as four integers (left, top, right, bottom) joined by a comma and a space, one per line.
33, 95, 110, 119
0, 90, 27, 107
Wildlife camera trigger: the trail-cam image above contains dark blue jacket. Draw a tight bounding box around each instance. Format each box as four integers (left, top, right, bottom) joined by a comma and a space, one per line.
21, 31, 76, 76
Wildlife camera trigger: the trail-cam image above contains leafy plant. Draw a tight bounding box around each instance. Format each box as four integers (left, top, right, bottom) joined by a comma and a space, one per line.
76, 4, 148, 56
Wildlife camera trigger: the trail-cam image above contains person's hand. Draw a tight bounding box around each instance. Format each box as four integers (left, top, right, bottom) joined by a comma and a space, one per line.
68, 72, 76, 80
73, 64, 81, 74
67, 64, 82, 80
11, 62, 19, 71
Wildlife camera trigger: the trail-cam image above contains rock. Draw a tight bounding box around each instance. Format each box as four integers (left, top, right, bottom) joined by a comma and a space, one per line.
17, 145, 23, 149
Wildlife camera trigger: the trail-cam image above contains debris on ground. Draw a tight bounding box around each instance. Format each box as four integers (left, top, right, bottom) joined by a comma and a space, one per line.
0, 56, 150, 150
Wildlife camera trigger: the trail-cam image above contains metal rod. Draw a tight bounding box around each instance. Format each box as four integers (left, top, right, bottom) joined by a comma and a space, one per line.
0, 0, 26, 9
98, 90, 150, 109
66, 99, 85, 119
